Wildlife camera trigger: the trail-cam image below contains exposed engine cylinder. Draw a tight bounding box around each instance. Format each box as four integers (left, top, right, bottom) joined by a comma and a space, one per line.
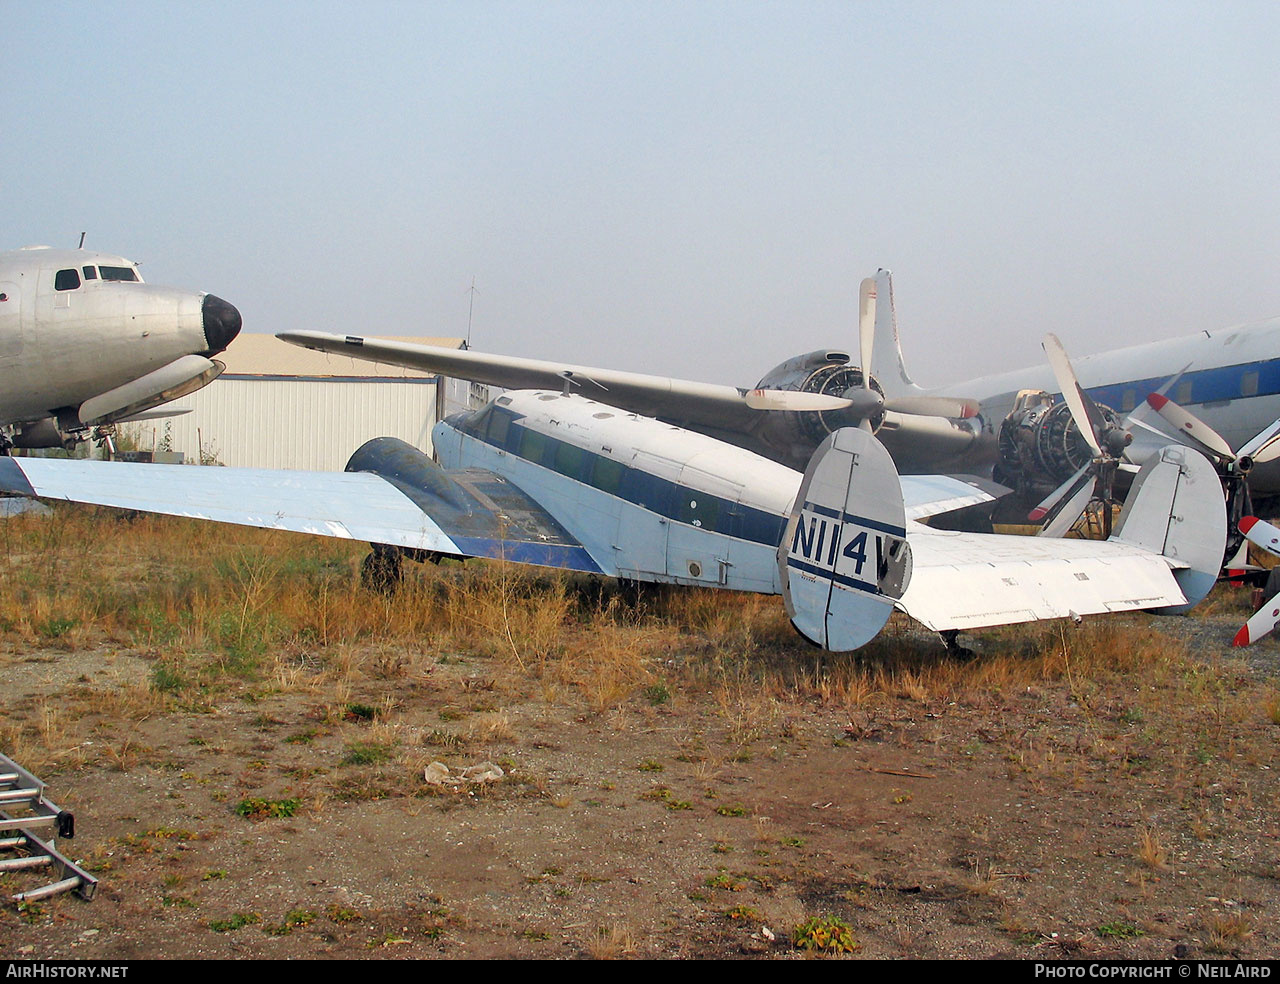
996, 391, 1124, 494
795, 364, 886, 441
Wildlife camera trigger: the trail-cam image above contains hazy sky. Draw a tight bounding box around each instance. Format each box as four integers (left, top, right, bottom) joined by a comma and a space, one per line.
5, 1, 1278, 389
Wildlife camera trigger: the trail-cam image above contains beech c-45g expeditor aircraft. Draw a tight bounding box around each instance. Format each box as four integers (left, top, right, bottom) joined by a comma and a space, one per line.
0, 245, 242, 452
0, 387, 1227, 654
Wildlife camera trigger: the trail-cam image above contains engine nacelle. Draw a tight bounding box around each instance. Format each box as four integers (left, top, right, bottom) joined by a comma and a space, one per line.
754, 348, 886, 440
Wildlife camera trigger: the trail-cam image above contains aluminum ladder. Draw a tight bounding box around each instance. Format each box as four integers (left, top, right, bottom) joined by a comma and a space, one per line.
0, 753, 97, 903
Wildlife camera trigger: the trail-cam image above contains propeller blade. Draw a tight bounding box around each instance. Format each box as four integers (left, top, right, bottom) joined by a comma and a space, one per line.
742, 389, 855, 412
1145, 393, 1234, 459
1042, 334, 1104, 457
1035, 468, 1095, 537
858, 277, 876, 390
882, 395, 980, 419
1239, 515, 1280, 559
1233, 590, 1280, 646
1028, 464, 1089, 523
1236, 417, 1280, 466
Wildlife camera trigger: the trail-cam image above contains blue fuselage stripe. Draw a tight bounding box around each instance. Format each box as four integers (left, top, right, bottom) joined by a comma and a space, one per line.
450, 409, 789, 547
785, 556, 881, 595
800, 501, 906, 538
1080, 358, 1280, 411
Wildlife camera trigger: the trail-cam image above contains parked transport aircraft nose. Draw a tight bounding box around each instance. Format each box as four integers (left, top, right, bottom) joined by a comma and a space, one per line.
201, 294, 242, 355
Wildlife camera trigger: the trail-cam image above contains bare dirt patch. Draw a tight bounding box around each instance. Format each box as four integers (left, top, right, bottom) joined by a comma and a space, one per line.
1, 508, 1277, 959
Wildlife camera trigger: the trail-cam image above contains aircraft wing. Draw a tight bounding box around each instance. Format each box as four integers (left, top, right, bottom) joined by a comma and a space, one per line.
898, 474, 1007, 521
0, 452, 608, 576
278, 331, 767, 434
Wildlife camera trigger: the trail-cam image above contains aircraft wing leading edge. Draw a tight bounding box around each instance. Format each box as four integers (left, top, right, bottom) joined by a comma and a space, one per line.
277, 331, 767, 433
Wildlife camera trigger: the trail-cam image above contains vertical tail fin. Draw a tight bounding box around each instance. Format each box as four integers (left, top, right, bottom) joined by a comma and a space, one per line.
779, 427, 912, 651
869, 269, 925, 397
1110, 444, 1226, 612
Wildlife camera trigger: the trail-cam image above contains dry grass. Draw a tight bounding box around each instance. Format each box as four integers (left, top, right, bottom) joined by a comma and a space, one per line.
585, 921, 636, 959
0, 503, 1267, 783
1136, 827, 1168, 871
1205, 911, 1254, 951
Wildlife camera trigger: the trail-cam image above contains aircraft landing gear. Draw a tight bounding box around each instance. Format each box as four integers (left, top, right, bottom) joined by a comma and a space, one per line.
361, 545, 403, 594
939, 629, 975, 660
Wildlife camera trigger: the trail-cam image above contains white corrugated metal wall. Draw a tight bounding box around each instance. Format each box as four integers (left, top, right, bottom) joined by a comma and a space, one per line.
129, 377, 441, 471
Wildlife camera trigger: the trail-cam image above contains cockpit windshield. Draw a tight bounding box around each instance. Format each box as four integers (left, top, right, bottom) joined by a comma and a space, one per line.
98, 266, 140, 282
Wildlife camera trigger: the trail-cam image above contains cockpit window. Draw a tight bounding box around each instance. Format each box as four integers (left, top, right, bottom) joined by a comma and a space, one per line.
54, 268, 81, 291
99, 266, 139, 282
82, 266, 98, 280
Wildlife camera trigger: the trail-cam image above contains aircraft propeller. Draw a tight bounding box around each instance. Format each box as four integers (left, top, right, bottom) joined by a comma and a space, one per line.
1232, 516, 1280, 645
1144, 394, 1280, 480
1031, 333, 1133, 538
1142, 393, 1280, 569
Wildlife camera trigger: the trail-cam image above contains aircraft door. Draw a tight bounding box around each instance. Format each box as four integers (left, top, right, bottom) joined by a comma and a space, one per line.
612, 450, 671, 579
0, 282, 20, 359
667, 464, 748, 587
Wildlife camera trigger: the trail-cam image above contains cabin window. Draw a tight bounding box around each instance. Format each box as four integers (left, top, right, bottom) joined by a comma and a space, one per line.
519, 428, 550, 465
99, 266, 139, 282
676, 493, 720, 530
1175, 380, 1193, 404
621, 468, 672, 514
82, 266, 98, 280
54, 268, 81, 291
486, 409, 510, 447
553, 441, 587, 480
459, 404, 491, 438
590, 456, 624, 495
1241, 371, 1259, 398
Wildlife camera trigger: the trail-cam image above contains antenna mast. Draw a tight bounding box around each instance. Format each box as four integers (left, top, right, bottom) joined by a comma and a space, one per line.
466, 277, 478, 348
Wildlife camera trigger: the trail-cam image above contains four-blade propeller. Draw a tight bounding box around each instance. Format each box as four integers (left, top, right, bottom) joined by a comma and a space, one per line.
1031, 334, 1133, 537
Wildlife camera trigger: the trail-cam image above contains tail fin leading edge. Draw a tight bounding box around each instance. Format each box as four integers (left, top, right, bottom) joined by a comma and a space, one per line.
870, 269, 924, 397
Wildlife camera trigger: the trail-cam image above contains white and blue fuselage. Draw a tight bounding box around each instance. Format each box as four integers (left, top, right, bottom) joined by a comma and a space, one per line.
432, 390, 801, 593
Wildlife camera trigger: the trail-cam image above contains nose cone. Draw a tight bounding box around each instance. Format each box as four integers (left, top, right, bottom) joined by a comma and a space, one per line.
202, 294, 242, 354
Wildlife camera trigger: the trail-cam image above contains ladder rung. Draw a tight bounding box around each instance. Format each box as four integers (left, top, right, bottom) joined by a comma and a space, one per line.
0, 788, 41, 803
0, 814, 58, 830
0, 855, 51, 872
14, 876, 85, 904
